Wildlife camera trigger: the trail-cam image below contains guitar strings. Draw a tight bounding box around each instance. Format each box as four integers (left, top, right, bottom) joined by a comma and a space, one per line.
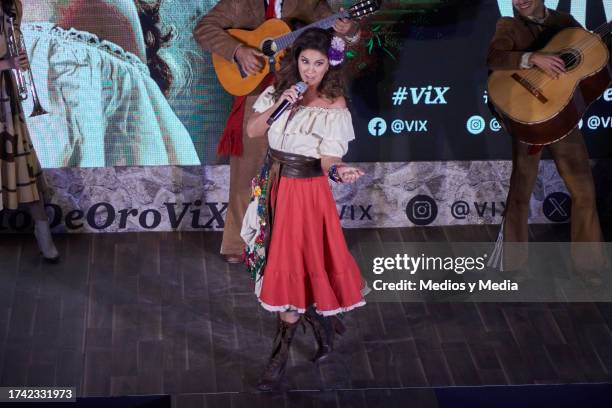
521, 21, 611, 84
533, 31, 611, 88
275, 13, 343, 50
522, 22, 612, 87
270, 2, 376, 51
551, 22, 612, 69
522, 22, 611, 84
523, 21, 611, 84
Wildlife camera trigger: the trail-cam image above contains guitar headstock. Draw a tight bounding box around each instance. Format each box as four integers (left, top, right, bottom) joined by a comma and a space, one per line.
347, 0, 380, 20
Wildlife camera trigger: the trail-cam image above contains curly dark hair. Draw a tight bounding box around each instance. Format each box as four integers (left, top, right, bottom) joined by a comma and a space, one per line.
273, 28, 346, 101
136, 0, 174, 96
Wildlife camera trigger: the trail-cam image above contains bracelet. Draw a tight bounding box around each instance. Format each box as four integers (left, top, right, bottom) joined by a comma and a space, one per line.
328, 164, 343, 183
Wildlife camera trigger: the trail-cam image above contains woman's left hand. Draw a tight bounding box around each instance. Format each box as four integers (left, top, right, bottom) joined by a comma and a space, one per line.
338, 166, 364, 183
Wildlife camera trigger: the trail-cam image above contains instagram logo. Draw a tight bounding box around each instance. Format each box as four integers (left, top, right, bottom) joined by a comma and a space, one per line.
406, 195, 438, 226
413, 201, 432, 220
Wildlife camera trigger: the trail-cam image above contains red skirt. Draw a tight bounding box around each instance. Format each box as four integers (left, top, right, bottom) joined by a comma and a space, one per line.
256, 175, 367, 316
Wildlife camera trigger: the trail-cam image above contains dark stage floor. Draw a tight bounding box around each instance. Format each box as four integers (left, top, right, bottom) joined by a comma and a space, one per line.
1, 225, 611, 406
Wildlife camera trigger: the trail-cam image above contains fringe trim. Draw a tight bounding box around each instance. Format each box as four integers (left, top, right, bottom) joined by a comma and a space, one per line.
216, 133, 243, 157
23, 23, 149, 75
257, 299, 366, 316
488, 216, 505, 271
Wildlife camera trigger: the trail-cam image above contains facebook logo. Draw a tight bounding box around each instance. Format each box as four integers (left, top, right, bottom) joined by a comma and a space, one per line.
368, 117, 387, 136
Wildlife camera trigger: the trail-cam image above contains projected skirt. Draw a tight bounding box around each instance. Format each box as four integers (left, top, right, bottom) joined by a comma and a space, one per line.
256, 175, 367, 316
0, 72, 44, 211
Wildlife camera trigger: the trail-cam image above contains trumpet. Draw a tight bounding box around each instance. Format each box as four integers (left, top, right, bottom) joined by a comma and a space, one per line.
6, 15, 47, 117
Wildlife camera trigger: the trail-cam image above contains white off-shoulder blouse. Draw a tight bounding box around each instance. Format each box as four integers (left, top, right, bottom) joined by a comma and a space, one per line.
252, 86, 355, 158
22, 23, 200, 167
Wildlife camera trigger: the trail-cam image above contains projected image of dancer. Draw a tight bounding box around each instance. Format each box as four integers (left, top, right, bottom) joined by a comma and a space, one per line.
19, 0, 199, 167
0, 0, 58, 262
243, 28, 368, 391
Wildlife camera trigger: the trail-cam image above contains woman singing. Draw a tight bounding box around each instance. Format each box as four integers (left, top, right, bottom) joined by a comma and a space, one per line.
0, 0, 58, 261
245, 28, 368, 391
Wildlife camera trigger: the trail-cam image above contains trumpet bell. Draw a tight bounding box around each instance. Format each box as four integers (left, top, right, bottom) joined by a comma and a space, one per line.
30, 103, 48, 117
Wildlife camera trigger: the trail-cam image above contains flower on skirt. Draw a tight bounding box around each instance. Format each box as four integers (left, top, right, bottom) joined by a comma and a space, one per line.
245, 162, 270, 281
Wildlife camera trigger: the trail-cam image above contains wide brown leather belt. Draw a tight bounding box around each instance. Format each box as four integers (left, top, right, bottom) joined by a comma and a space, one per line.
267, 148, 323, 178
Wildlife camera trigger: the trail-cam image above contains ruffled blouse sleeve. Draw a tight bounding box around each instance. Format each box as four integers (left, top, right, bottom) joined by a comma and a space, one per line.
22, 23, 200, 167
316, 109, 355, 158
252, 86, 276, 113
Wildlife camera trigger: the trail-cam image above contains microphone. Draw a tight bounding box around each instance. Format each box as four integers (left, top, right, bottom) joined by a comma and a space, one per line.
266, 81, 307, 125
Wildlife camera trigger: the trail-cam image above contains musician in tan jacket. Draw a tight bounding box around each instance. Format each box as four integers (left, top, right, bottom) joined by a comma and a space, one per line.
487, 0, 606, 282
193, 0, 359, 264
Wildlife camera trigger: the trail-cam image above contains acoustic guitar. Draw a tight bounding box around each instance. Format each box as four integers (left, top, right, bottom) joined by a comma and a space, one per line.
488, 22, 612, 145
212, 0, 380, 96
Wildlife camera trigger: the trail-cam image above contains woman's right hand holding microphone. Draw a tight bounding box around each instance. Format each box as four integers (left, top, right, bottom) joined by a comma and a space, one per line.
279, 85, 304, 106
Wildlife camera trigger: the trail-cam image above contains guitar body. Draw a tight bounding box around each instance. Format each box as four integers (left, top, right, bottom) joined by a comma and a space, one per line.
488, 28, 612, 145
212, 19, 291, 96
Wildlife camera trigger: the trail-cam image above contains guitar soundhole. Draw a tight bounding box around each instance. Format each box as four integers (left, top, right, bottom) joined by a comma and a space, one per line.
261, 40, 275, 57
559, 49, 581, 71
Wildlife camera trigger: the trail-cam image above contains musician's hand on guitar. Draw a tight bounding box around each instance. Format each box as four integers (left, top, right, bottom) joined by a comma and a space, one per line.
234, 45, 264, 76
333, 8, 358, 36
529, 53, 566, 79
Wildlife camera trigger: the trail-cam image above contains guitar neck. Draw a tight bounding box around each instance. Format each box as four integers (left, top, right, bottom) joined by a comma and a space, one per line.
595, 21, 612, 39
274, 12, 348, 51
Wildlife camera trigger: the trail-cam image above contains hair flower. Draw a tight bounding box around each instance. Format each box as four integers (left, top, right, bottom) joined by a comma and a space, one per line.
328, 36, 346, 66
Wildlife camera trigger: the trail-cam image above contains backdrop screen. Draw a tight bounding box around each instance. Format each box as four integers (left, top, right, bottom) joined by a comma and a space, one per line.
19, 0, 611, 168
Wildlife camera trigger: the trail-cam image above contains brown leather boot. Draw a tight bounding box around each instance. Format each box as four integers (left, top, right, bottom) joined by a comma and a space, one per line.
304, 307, 346, 363
256, 318, 301, 391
